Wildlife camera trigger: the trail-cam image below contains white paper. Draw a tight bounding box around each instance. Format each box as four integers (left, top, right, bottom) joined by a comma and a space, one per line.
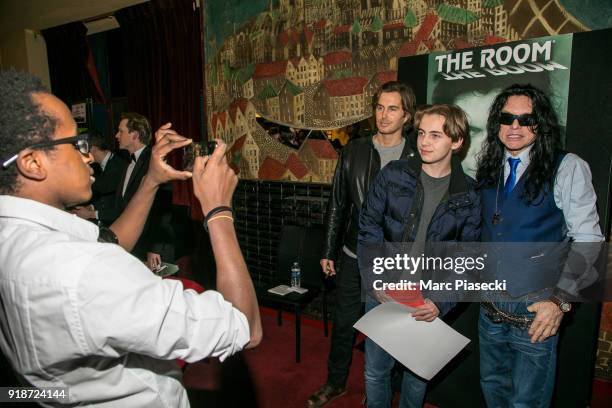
267, 285, 294, 295
353, 302, 470, 380
154, 262, 179, 277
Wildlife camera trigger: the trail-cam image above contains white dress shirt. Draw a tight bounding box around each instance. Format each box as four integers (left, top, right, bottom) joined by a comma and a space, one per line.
504, 146, 603, 242
99, 151, 112, 171
94, 152, 113, 220
0, 195, 250, 407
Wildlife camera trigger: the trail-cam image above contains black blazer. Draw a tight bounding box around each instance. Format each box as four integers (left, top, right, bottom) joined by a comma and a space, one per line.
92, 152, 128, 226
116, 146, 156, 259
117, 146, 151, 210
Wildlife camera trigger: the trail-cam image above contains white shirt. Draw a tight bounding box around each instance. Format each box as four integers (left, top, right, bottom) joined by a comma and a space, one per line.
99, 151, 112, 171
122, 146, 146, 196
0, 195, 250, 407
504, 146, 603, 242
94, 151, 112, 219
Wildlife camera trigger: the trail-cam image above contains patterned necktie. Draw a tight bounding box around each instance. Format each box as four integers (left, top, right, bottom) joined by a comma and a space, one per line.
504, 157, 521, 197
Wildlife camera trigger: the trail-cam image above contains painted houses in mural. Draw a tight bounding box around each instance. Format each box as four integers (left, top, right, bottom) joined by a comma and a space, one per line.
205, 0, 592, 182
313, 76, 369, 123
210, 94, 337, 183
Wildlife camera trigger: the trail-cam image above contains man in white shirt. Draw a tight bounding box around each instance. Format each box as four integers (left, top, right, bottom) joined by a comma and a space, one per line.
114, 112, 164, 269
0, 69, 262, 407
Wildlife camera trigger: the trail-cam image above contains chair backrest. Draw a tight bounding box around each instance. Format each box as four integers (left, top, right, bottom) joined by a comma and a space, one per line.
276, 225, 324, 288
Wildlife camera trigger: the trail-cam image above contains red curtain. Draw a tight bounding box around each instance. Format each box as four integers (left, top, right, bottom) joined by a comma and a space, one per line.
42, 22, 105, 104
115, 0, 203, 212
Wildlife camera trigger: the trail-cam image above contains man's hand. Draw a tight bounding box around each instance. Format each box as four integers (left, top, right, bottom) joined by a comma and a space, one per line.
146, 252, 162, 271
527, 301, 563, 343
320, 259, 336, 277
192, 140, 237, 216
412, 299, 440, 322
72, 204, 95, 220
146, 123, 193, 186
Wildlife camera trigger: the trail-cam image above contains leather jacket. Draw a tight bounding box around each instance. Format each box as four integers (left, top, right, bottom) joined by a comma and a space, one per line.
322, 132, 415, 260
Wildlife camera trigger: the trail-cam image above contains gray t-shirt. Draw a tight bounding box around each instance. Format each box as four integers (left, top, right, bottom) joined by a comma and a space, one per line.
374, 138, 406, 169
413, 171, 450, 244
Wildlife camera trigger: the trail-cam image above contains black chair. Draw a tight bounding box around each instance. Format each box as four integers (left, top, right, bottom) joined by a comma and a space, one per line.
256, 225, 329, 362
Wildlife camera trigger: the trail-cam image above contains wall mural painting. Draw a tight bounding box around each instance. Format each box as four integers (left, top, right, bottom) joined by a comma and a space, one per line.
203, 0, 608, 183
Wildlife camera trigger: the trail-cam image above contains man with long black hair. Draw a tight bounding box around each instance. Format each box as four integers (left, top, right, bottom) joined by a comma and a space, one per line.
476, 83, 603, 407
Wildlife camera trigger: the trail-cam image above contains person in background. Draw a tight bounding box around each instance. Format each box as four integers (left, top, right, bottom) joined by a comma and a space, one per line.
114, 112, 165, 270
72, 128, 127, 225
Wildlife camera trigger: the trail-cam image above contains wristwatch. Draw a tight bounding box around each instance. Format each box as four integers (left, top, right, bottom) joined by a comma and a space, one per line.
549, 295, 572, 313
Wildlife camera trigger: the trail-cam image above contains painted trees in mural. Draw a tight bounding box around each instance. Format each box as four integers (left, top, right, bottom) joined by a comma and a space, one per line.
204, 0, 596, 182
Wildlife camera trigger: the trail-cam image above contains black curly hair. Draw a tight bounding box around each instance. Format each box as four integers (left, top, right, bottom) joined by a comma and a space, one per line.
475, 83, 563, 204
0, 70, 58, 195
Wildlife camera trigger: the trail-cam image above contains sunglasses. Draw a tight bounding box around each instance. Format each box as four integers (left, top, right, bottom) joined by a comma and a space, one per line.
499, 112, 537, 127
2, 133, 91, 169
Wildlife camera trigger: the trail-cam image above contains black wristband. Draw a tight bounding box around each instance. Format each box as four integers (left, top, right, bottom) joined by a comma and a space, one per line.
203, 206, 233, 233
98, 226, 119, 244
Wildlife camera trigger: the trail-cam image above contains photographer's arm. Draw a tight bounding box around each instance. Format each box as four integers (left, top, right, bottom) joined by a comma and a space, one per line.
192, 142, 262, 348
110, 123, 192, 251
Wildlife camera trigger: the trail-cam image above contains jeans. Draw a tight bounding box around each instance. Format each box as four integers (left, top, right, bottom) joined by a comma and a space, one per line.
479, 302, 558, 408
326, 252, 363, 388
364, 298, 427, 408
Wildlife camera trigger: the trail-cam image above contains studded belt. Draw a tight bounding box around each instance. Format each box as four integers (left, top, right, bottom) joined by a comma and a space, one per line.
481, 301, 534, 330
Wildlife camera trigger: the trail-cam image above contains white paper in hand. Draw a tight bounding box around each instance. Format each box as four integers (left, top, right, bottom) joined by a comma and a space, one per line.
353, 302, 470, 380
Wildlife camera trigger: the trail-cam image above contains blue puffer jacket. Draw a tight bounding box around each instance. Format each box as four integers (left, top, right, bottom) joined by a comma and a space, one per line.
357, 154, 481, 315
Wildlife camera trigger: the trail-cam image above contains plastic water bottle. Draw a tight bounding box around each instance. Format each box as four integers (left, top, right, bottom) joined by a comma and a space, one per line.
291, 262, 301, 288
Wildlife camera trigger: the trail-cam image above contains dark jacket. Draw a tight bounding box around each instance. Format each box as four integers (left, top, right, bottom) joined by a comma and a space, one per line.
91, 152, 128, 226
115, 146, 164, 259
322, 133, 415, 259
359, 154, 480, 244
358, 154, 481, 314
116, 146, 151, 211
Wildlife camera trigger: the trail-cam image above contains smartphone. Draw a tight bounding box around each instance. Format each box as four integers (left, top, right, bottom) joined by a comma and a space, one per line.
182, 140, 218, 170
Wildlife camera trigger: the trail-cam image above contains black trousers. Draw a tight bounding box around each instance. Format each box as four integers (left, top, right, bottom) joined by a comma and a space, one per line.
326, 251, 363, 388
